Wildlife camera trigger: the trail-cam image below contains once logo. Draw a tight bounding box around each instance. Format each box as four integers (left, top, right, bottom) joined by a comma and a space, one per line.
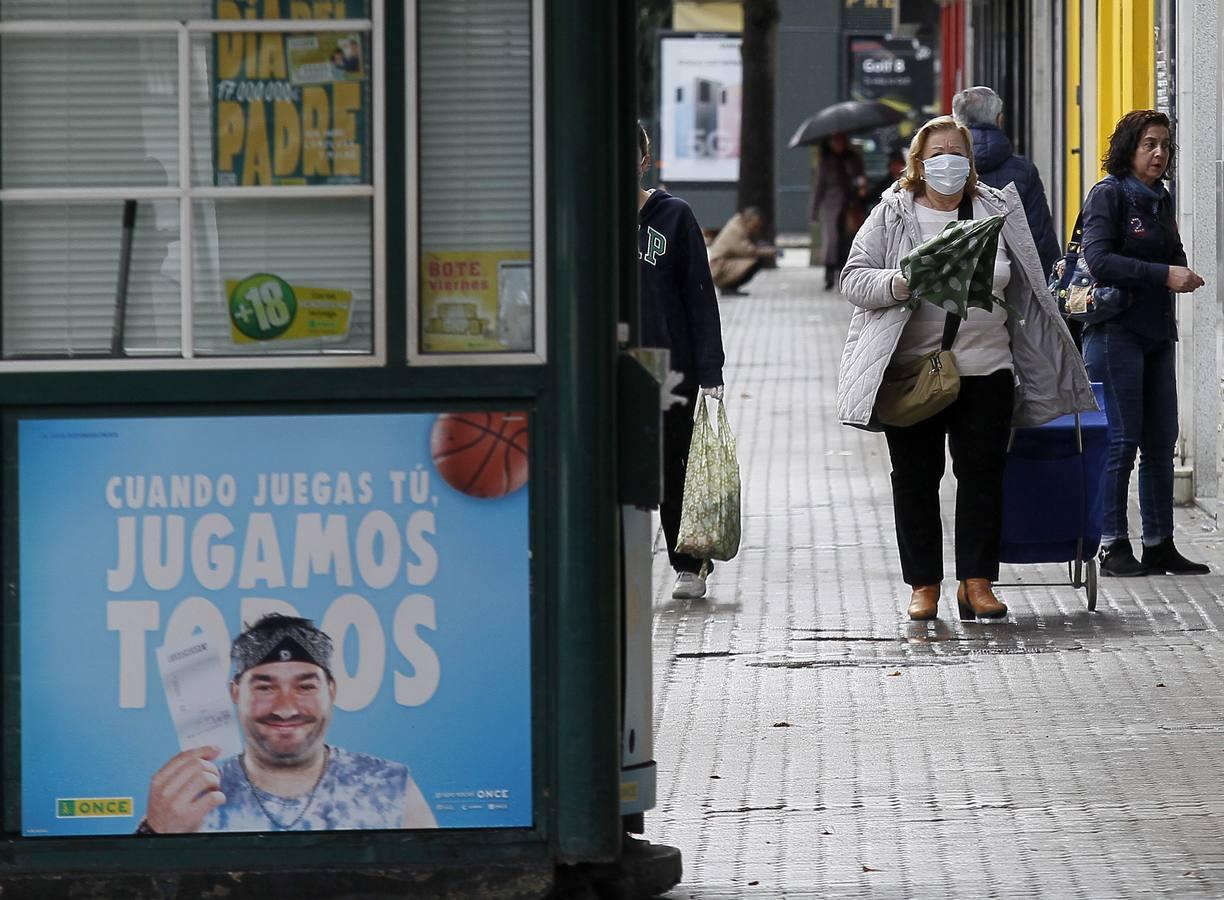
56, 797, 134, 818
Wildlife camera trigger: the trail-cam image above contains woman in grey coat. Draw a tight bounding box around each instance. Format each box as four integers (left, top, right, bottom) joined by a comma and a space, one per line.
836, 116, 1095, 622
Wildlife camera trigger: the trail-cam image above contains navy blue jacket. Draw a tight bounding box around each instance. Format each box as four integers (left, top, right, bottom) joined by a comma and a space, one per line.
638, 190, 725, 387
969, 123, 1061, 276
1080, 174, 1184, 340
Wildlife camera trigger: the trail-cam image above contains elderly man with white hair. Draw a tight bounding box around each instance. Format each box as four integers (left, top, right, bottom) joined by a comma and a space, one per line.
953, 86, 1061, 278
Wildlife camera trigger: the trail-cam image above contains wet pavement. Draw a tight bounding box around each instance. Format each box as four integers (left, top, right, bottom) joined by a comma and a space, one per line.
645, 264, 1224, 898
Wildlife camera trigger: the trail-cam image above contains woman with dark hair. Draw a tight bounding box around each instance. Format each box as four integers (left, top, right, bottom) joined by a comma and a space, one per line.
636, 123, 727, 599
1080, 110, 1208, 577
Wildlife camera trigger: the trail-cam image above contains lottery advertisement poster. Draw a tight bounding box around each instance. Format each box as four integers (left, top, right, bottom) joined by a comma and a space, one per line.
17, 411, 532, 836
226, 273, 353, 345
213, 0, 370, 186
420, 251, 533, 354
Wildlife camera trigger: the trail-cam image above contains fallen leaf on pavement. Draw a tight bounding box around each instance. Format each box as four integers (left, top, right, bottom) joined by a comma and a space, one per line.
1156, 683, 1166, 688
862, 865, 881, 873
772, 721, 792, 727
886, 671, 902, 677
820, 828, 834, 835
748, 881, 759, 886
710, 775, 721, 779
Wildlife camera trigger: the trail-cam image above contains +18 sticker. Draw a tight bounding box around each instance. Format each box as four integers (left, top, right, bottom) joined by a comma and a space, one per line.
229, 273, 299, 341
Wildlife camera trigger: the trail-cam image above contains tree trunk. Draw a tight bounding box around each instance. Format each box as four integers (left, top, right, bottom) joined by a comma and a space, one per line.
736, 0, 780, 242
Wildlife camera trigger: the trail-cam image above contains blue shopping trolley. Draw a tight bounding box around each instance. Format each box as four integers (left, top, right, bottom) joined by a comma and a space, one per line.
999, 382, 1109, 610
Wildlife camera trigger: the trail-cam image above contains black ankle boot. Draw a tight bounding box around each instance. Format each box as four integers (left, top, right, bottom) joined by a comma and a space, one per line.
1100, 539, 1148, 577
1140, 538, 1210, 575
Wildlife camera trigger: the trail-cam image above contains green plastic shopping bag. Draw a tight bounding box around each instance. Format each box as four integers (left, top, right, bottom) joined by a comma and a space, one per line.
675, 396, 741, 562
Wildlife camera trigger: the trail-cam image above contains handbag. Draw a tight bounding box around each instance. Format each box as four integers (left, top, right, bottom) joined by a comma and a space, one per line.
1050, 210, 1131, 325
874, 312, 961, 427
874, 194, 974, 428
675, 396, 741, 563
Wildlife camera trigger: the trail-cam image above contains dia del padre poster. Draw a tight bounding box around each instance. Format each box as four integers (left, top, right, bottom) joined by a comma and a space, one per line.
18, 411, 531, 836
213, 0, 370, 185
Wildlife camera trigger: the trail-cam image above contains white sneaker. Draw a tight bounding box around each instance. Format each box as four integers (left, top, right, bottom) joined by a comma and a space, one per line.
672, 571, 707, 600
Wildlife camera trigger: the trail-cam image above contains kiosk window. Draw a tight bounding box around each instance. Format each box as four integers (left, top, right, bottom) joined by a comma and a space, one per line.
0, 1, 383, 367
412, 0, 542, 363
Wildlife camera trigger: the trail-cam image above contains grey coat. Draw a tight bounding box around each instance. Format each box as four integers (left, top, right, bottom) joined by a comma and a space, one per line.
836, 181, 1096, 429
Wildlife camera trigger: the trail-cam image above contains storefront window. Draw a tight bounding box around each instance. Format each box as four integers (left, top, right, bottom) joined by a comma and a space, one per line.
411, 0, 542, 363
0, 1, 382, 367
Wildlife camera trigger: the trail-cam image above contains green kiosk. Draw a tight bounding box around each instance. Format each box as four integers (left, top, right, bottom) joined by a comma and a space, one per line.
0, 1, 675, 896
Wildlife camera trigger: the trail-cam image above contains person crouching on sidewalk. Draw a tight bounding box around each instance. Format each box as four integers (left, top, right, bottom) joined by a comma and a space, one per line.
835, 116, 1096, 621
708, 206, 777, 296
637, 123, 727, 600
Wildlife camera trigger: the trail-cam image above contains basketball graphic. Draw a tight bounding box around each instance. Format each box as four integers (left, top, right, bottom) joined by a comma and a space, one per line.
430, 412, 529, 498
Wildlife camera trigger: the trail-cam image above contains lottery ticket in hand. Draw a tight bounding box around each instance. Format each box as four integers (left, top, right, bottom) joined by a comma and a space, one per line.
156, 636, 242, 759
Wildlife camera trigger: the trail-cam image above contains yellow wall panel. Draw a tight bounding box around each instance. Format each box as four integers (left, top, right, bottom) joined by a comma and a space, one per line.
674, 2, 744, 32
1096, 0, 1155, 180
1065, 0, 1083, 240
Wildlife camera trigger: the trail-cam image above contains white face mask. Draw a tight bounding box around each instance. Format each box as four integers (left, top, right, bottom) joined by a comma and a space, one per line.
922, 153, 971, 196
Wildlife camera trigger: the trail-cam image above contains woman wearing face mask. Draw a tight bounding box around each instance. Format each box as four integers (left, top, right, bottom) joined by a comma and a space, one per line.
835, 116, 1095, 621
1079, 111, 1207, 577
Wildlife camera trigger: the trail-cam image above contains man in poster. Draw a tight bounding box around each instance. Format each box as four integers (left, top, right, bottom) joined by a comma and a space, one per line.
137, 615, 437, 833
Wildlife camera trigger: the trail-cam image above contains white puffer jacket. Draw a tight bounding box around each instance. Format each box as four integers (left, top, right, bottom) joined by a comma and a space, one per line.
836, 181, 1096, 429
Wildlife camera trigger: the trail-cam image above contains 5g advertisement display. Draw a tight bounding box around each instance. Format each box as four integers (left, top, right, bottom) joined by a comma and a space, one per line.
658, 33, 742, 182
17, 411, 531, 836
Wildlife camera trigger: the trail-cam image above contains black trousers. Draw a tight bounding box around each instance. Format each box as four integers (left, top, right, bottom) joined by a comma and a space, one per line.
661, 380, 710, 575
882, 370, 1015, 586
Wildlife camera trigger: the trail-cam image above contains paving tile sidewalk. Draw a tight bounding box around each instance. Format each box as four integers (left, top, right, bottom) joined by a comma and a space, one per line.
646, 265, 1224, 899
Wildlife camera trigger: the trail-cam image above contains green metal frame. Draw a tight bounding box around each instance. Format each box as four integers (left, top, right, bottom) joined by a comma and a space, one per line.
0, 0, 631, 878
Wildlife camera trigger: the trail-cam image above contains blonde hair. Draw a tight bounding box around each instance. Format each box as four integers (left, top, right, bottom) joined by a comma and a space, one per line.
898, 115, 979, 196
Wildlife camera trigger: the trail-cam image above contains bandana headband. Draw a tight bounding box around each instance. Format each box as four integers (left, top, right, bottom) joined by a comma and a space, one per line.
231, 615, 333, 681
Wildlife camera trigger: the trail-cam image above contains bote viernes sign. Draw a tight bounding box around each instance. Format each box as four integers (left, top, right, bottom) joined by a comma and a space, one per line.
213, 0, 369, 186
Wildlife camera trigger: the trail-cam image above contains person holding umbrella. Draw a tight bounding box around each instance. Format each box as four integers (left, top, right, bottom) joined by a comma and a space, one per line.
809, 133, 865, 290
789, 101, 904, 289
835, 115, 1095, 621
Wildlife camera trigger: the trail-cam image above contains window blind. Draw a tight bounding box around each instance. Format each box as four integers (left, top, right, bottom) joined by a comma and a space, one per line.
2, 201, 181, 356
192, 198, 373, 355
0, 4, 376, 360
0, 1, 211, 19
417, 0, 532, 252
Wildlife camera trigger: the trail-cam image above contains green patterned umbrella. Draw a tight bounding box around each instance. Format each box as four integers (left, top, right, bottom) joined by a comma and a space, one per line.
899, 213, 1017, 319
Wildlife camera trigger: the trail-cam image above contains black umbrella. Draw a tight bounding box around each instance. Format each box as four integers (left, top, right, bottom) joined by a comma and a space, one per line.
787, 100, 906, 149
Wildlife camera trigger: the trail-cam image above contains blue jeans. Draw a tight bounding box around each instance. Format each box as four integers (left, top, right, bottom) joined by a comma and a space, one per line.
1082, 324, 1178, 544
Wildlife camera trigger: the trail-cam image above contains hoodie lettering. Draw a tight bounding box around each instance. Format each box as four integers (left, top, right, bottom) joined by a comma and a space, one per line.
639, 226, 667, 266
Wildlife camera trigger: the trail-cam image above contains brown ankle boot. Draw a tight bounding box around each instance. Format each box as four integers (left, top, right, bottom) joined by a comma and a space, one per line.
907, 584, 940, 620
956, 578, 1007, 620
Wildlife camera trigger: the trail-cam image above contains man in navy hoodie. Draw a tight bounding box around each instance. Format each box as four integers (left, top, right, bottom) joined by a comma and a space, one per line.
953, 86, 1061, 277
638, 123, 726, 600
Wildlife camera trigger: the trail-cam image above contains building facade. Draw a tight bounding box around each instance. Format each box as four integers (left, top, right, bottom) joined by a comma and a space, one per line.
942, 0, 1223, 508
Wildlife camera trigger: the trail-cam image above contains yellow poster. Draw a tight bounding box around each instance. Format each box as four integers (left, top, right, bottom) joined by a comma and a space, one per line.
421, 251, 533, 353
213, 1, 369, 186
226, 273, 352, 344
